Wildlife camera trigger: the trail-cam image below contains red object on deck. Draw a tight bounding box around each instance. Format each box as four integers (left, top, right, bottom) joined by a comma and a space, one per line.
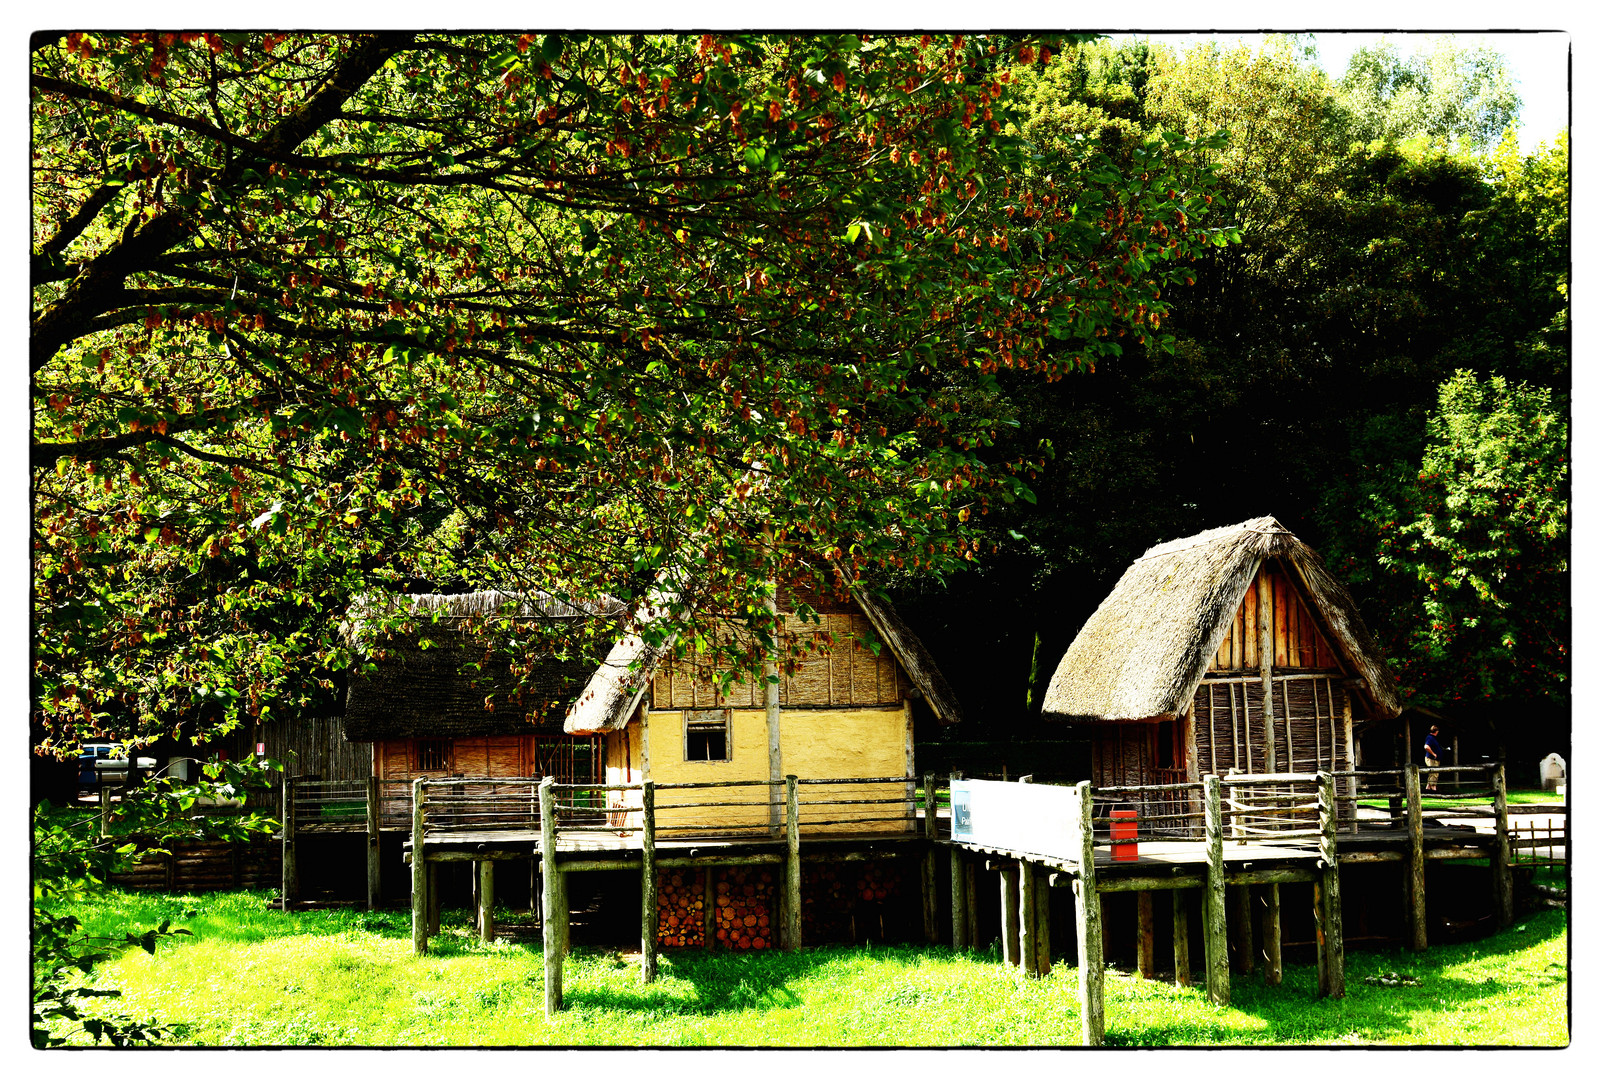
1110, 809, 1139, 861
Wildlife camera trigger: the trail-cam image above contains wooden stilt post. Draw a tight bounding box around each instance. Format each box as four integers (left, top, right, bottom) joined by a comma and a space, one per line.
950, 779, 967, 948
1263, 883, 1282, 987
1231, 885, 1254, 974
1136, 891, 1156, 978
99, 785, 111, 838
366, 776, 382, 911
1073, 781, 1104, 1046
1316, 771, 1345, 997
281, 776, 298, 911
784, 775, 801, 951
1172, 890, 1191, 987
1492, 761, 1514, 927
478, 859, 495, 943
1203, 774, 1229, 1006
964, 861, 978, 947
411, 778, 427, 955
1000, 864, 1021, 966
921, 773, 938, 944
1034, 869, 1052, 977
531, 859, 541, 926
1019, 860, 1039, 976
641, 779, 658, 982
1405, 763, 1426, 950
539, 776, 564, 1015
428, 863, 440, 936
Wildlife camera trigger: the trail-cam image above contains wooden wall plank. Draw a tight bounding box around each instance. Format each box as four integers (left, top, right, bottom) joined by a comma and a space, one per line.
1243, 585, 1258, 669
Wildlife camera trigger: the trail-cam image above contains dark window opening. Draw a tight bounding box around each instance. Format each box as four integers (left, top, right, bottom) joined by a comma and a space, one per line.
1155, 721, 1180, 771
416, 738, 452, 773
685, 710, 730, 762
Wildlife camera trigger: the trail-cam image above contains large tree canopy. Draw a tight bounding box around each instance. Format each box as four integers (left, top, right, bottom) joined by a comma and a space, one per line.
32, 32, 1225, 750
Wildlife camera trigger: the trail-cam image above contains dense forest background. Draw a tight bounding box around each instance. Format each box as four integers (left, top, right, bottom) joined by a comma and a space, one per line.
894, 36, 1569, 775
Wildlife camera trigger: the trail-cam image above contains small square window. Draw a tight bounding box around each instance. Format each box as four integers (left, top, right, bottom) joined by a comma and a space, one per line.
684, 710, 730, 762
416, 738, 452, 773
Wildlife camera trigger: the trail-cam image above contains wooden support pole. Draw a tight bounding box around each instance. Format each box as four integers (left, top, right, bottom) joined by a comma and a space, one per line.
411, 778, 427, 955
1231, 885, 1254, 975
1492, 761, 1515, 927
965, 861, 978, 947
784, 775, 802, 951
1172, 890, 1191, 987
366, 776, 382, 911
1405, 763, 1427, 950
539, 777, 564, 1015
765, 590, 783, 836
428, 863, 441, 936
1136, 891, 1156, 979
950, 777, 967, 949
1034, 869, 1052, 977
1259, 573, 1276, 774
531, 858, 541, 926
99, 785, 111, 838
281, 776, 298, 911
1019, 861, 1039, 976
1314, 771, 1346, 998
641, 779, 658, 983
478, 859, 495, 943
921, 773, 938, 944
1073, 781, 1104, 1046
1203, 774, 1230, 1006
1000, 864, 1021, 966
1263, 884, 1282, 987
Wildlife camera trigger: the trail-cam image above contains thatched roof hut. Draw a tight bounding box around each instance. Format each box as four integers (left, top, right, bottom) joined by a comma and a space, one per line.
563, 580, 961, 735
343, 590, 625, 741
1043, 516, 1402, 725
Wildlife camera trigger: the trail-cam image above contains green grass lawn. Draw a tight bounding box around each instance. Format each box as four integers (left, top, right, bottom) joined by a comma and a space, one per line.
41, 888, 1568, 1047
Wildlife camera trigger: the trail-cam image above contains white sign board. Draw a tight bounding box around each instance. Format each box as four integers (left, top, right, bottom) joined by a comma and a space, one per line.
949, 779, 1078, 861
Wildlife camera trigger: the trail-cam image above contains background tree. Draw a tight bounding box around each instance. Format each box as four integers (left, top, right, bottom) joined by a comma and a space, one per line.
1337, 35, 1521, 154
32, 31, 1222, 750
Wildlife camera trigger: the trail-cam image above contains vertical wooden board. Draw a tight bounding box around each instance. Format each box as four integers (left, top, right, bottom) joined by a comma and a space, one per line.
1286, 591, 1299, 667
1234, 603, 1245, 669
486, 737, 520, 776
1243, 585, 1258, 669
1274, 573, 1289, 667
454, 738, 488, 776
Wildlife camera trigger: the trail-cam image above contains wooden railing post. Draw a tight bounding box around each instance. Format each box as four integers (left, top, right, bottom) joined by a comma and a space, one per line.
1405, 763, 1426, 950
1316, 771, 1344, 997
921, 773, 938, 944
411, 778, 427, 955
99, 785, 111, 839
1202, 774, 1229, 1007
784, 775, 801, 952
1492, 762, 1514, 927
641, 779, 658, 983
539, 776, 564, 1014
281, 776, 298, 911
1073, 781, 1104, 1046
949, 774, 968, 950
366, 776, 381, 911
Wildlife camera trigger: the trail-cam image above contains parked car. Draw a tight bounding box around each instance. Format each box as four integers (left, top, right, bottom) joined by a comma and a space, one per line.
77, 743, 156, 791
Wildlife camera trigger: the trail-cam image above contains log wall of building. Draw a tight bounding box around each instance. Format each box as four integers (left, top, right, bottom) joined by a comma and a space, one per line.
1210, 567, 1340, 672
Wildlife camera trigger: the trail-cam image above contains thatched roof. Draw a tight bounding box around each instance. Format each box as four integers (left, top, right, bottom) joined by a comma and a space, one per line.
343, 590, 624, 741
1041, 516, 1403, 724
563, 580, 962, 734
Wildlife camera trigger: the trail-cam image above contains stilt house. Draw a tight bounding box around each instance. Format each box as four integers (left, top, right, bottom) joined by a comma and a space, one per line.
564, 581, 961, 834
343, 591, 624, 785
1041, 517, 1403, 824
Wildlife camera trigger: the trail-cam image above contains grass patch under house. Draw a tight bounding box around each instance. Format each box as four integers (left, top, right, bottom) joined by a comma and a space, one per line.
42, 889, 1568, 1047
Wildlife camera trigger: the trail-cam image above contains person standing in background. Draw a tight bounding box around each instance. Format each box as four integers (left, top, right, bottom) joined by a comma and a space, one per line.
1423, 725, 1444, 793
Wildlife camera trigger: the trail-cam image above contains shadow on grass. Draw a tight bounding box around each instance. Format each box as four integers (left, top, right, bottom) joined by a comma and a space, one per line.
1118, 910, 1568, 1047
560, 943, 934, 1016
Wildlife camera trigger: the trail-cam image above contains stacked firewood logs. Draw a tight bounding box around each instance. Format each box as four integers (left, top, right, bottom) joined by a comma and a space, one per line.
713, 867, 775, 950
654, 869, 707, 948
801, 859, 903, 942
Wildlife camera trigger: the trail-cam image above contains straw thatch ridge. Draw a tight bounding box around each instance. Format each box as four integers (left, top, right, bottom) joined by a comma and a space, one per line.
344, 590, 623, 741
1041, 516, 1402, 724
563, 580, 962, 734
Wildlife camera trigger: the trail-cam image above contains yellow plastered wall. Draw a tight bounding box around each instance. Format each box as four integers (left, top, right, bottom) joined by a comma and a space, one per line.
635, 702, 914, 836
